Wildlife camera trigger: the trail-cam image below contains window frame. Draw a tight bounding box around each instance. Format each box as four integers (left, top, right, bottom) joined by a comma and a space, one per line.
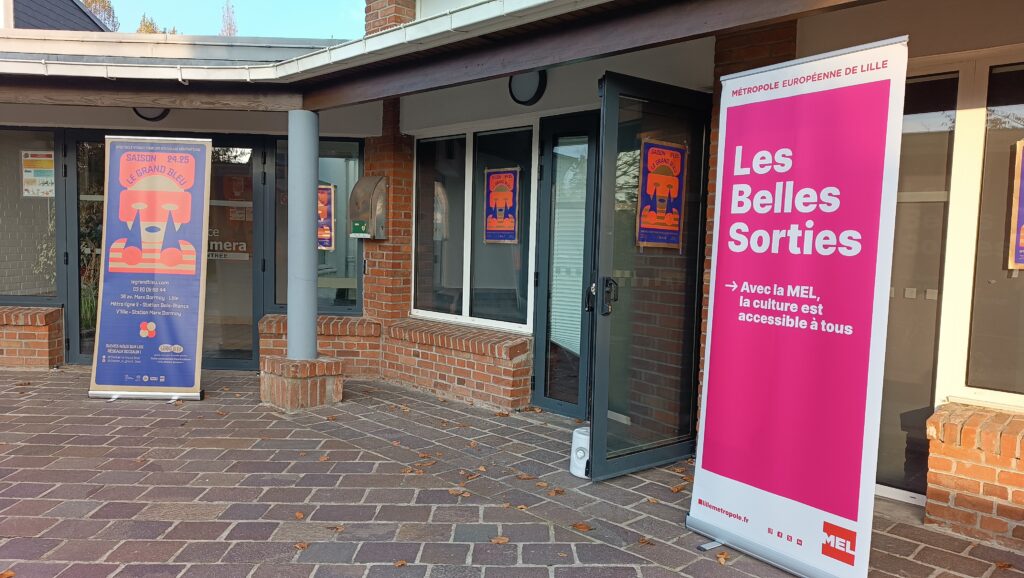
914, 43, 1024, 410
265, 136, 365, 317
0, 126, 68, 309
410, 116, 544, 335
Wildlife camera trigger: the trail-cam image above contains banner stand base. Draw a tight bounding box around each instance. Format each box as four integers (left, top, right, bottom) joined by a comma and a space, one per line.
89, 391, 202, 401
697, 540, 723, 551
686, 515, 838, 578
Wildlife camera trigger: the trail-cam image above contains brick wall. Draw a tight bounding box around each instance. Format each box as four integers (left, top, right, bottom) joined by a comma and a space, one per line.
926, 404, 1024, 550
0, 306, 64, 368
699, 22, 798, 403
383, 319, 532, 409
258, 314, 381, 378
365, 0, 415, 36
363, 98, 415, 321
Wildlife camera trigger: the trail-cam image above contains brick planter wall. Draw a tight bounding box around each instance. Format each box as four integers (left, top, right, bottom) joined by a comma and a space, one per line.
0, 306, 64, 368
926, 403, 1024, 550
383, 319, 532, 410
258, 315, 382, 378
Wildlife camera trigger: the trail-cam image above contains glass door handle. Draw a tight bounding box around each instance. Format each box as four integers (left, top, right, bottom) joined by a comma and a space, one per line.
600, 277, 618, 316
584, 282, 597, 312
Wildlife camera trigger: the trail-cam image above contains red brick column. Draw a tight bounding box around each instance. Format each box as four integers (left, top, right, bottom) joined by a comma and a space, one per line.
365, 0, 416, 35
0, 306, 64, 368
699, 22, 798, 408
926, 404, 1024, 549
363, 98, 415, 321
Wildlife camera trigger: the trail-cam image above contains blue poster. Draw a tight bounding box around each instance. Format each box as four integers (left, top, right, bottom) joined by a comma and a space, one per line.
90, 137, 212, 398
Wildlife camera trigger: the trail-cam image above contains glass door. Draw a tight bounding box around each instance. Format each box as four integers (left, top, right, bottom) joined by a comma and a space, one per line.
589, 73, 711, 480
532, 112, 599, 418
66, 134, 267, 369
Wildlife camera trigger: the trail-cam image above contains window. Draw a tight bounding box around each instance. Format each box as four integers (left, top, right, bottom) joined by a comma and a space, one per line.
0, 130, 57, 298
471, 129, 533, 324
967, 63, 1024, 394
413, 128, 534, 328
275, 140, 362, 313
414, 136, 466, 314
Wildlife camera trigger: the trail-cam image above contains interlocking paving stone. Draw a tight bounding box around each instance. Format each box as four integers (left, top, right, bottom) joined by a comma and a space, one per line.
0, 370, 1018, 578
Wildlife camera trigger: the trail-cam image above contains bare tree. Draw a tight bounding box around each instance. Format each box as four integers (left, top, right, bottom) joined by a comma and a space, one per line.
220, 0, 238, 36
82, 0, 119, 31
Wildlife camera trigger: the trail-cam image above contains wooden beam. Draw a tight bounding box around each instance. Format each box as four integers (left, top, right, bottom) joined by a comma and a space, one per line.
304, 0, 866, 111
0, 77, 302, 112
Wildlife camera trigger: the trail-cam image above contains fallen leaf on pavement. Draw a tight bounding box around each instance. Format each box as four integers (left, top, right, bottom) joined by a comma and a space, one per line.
670, 485, 686, 494
996, 562, 1013, 569
418, 453, 432, 459
639, 537, 653, 546
536, 482, 549, 489
0, 570, 15, 578
477, 466, 487, 472
468, 441, 478, 449
515, 504, 529, 510
327, 525, 345, 533
717, 551, 730, 565
294, 511, 305, 520
298, 452, 307, 457
646, 498, 658, 504
294, 542, 308, 550
326, 415, 337, 421
516, 473, 536, 480
448, 488, 462, 495
547, 488, 565, 496
318, 455, 329, 462
461, 492, 471, 497
394, 560, 407, 567
572, 522, 592, 532
490, 536, 510, 544
216, 410, 227, 417
495, 412, 510, 417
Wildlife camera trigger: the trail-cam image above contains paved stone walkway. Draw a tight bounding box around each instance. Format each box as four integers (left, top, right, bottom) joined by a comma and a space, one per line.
0, 367, 1020, 578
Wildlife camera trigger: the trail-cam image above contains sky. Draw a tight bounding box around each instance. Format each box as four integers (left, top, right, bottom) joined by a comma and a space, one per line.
108, 0, 365, 40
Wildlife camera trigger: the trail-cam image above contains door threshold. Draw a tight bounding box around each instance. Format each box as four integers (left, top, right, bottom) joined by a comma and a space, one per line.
875, 483, 926, 506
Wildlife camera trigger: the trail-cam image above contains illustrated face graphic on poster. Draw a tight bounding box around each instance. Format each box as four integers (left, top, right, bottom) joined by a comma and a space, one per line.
484, 168, 519, 244
636, 139, 687, 249
90, 137, 212, 399
1007, 139, 1024, 270
318, 184, 336, 251
687, 38, 907, 578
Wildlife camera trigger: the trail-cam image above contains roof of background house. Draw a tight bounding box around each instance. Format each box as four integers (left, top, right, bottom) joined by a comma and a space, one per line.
13, 0, 108, 32
0, 0, 611, 84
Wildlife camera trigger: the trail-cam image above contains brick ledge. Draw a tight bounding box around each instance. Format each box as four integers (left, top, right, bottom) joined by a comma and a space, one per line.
388, 318, 530, 360
258, 314, 382, 337
0, 306, 62, 327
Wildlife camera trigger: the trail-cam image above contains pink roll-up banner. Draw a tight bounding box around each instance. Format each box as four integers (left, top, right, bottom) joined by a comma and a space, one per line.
686, 37, 908, 578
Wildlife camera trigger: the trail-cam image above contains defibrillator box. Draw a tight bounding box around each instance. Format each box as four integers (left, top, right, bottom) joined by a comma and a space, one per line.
348, 175, 387, 239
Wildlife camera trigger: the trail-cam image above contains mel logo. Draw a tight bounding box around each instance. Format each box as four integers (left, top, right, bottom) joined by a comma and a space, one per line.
821, 522, 856, 566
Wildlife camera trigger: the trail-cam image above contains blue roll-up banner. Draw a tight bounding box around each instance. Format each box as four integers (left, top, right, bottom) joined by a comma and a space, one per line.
89, 137, 212, 400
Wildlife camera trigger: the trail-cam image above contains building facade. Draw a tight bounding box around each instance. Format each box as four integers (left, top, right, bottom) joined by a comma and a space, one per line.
0, 0, 1022, 550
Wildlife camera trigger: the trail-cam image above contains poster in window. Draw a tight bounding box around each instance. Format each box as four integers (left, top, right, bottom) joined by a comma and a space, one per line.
21, 150, 55, 198
484, 168, 520, 244
636, 139, 686, 249
318, 184, 336, 251
1008, 139, 1024, 270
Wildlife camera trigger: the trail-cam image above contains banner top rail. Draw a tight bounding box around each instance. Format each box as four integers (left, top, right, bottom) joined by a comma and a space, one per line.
720, 35, 909, 83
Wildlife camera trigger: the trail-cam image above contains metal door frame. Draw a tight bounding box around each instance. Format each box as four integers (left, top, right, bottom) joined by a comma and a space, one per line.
531, 111, 600, 419
588, 72, 712, 480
